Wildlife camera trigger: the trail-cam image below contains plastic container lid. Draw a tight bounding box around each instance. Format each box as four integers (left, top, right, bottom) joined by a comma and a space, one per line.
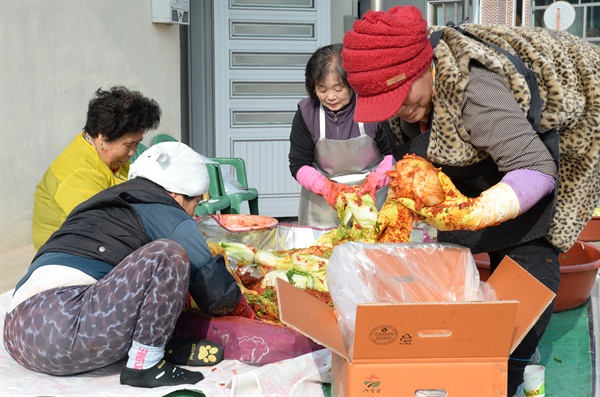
211, 214, 278, 232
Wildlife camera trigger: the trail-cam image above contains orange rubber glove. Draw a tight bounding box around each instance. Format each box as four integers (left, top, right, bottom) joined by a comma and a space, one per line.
397, 173, 520, 231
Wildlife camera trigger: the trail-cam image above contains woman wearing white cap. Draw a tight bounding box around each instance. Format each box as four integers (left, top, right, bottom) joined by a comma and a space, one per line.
4, 142, 254, 388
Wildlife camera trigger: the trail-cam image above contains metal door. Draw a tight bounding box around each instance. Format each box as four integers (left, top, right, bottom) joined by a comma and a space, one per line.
213, 0, 331, 216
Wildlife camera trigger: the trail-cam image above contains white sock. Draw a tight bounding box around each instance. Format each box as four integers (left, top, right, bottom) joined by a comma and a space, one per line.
126, 340, 164, 370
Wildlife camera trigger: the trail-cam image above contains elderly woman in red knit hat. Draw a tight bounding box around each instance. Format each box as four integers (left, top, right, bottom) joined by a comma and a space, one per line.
342, 5, 600, 397
288, 43, 395, 228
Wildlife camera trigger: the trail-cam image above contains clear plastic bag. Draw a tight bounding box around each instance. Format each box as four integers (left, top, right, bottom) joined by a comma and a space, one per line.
200, 155, 248, 195
326, 242, 497, 358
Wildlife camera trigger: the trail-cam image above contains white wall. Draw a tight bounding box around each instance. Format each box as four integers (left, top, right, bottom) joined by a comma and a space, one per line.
0, 1, 182, 252
331, 0, 356, 43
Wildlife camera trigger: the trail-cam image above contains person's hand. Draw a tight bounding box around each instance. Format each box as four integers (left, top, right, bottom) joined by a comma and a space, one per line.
357, 155, 393, 199
356, 173, 380, 199
230, 295, 255, 319
322, 180, 354, 208
397, 173, 520, 231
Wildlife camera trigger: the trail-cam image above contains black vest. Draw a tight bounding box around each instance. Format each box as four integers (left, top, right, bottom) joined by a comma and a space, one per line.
34, 178, 183, 265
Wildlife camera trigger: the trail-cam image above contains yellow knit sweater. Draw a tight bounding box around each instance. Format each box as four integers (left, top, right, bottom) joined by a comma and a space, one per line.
32, 133, 129, 249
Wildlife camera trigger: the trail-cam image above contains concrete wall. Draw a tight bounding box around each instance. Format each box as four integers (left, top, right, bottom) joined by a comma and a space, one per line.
331, 0, 356, 43
0, 1, 182, 252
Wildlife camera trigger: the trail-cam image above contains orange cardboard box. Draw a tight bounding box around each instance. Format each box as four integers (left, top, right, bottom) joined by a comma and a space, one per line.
277, 246, 555, 397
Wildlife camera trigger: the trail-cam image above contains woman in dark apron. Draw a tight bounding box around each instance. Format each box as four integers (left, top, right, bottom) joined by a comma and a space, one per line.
288, 43, 394, 228
338, 6, 600, 396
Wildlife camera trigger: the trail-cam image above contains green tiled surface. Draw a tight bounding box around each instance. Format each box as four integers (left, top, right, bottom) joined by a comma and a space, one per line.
166, 301, 594, 397
537, 302, 593, 397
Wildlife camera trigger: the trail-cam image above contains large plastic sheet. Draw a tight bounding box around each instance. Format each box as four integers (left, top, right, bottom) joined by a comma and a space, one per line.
326, 242, 497, 358
191, 220, 332, 365
193, 219, 452, 365
197, 217, 331, 250
197, 217, 436, 250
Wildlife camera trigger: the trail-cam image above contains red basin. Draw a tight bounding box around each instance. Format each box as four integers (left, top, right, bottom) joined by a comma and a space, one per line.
474, 241, 600, 312
211, 214, 278, 232
578, 216, 599, 242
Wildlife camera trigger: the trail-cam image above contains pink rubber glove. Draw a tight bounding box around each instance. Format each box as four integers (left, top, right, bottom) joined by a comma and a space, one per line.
296, 166, 354, 208
322, 180, 354, 207
357, 155, 394, 199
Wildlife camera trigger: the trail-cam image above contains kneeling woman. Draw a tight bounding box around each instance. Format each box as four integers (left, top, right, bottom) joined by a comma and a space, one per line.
4, 142, 253, 388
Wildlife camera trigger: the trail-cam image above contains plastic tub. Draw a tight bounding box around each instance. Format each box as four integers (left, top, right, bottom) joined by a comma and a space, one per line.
578, 216, 599, 242
210, 214, 278, 231
197, 214, 279, 249
474, 241, 600, 312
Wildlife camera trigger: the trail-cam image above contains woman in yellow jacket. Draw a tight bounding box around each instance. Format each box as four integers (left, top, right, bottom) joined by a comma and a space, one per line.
32, 86, 161, 249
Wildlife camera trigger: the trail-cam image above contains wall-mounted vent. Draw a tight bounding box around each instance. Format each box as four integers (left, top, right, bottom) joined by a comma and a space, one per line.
152, 0, 190, 25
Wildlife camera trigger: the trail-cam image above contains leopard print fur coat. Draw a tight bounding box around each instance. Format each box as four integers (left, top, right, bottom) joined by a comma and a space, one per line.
387, 25, 600, 252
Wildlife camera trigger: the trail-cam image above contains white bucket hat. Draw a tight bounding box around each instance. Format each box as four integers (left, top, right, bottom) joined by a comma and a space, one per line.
129, 141, 209, 197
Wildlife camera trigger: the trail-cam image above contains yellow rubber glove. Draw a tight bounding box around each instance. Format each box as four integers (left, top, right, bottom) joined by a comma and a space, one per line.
397, 173, 520, 231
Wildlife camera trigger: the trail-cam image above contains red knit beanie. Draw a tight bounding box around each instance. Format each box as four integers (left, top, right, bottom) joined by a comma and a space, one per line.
342, 6, 433, 123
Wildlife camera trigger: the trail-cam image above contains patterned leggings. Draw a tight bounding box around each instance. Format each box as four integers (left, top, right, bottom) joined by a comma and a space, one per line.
3, 239, 190, 376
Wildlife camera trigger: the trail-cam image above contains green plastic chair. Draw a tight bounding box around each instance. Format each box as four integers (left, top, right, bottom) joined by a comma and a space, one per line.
131, 142, 148, 163
152, 133, 179, 145
210, 157, 259, 215
149, 133, 258, 215
195, 163, 232, 216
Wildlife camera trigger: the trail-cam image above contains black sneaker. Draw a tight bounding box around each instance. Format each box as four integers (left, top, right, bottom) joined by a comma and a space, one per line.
120, 359, 204, 388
